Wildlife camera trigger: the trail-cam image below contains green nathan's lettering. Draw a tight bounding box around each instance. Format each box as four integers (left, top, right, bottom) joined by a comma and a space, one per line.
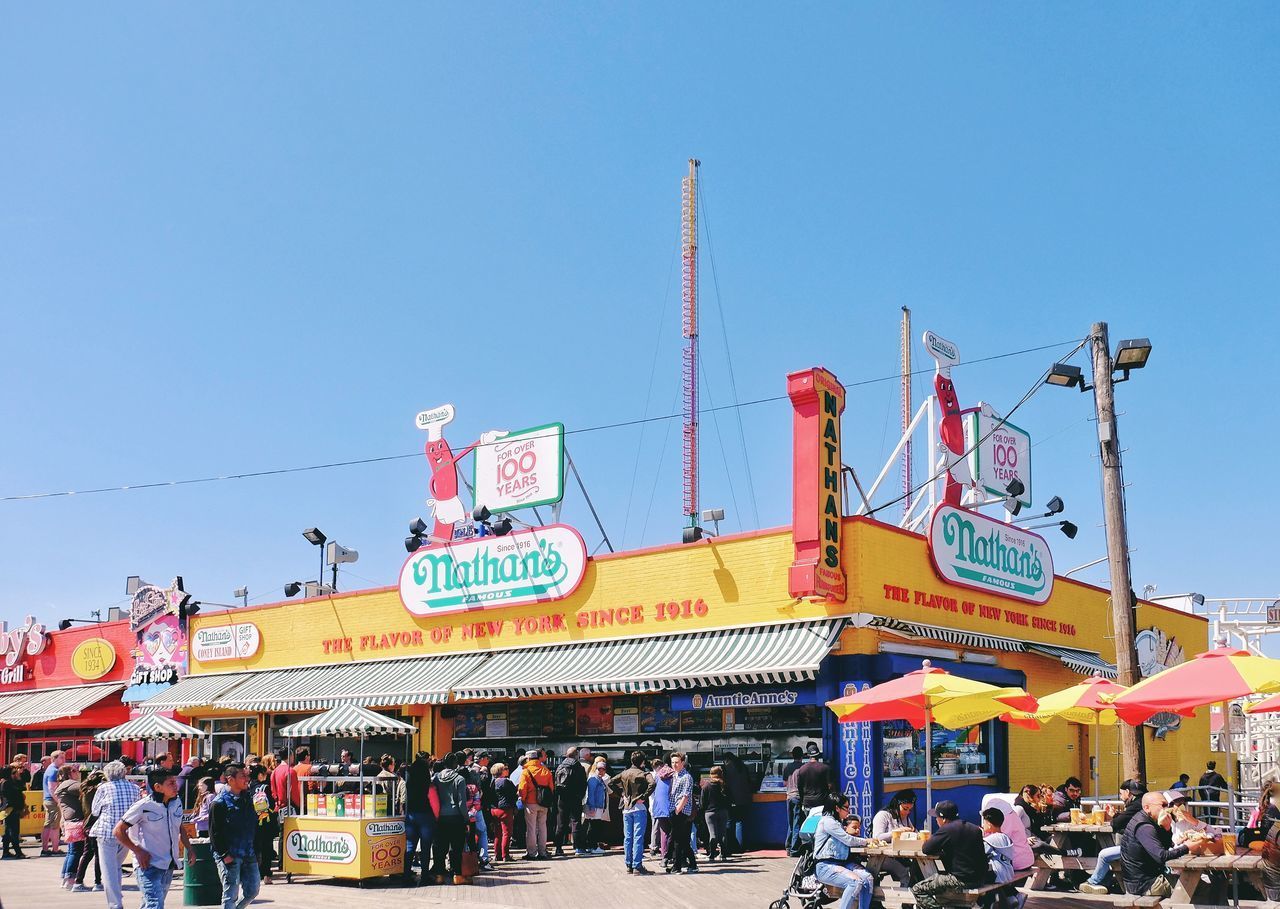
940, 511, 1045, 592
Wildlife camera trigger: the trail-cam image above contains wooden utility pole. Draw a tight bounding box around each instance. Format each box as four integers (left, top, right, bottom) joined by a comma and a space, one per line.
1090, 320, 1147, 783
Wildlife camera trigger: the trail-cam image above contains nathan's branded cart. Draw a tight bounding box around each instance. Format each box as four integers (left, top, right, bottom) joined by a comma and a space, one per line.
276, 704, 415, 883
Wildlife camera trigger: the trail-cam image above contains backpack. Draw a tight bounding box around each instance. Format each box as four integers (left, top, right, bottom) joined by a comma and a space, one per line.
554, 763, 576, 791
535, 777, 554, 807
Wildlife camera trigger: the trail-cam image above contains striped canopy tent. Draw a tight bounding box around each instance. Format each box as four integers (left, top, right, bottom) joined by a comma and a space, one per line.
275, 703, 417, 738
96, 714, 207, 742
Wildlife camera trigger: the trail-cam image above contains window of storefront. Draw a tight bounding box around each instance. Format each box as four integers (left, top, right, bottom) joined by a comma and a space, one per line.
451, 694, 821, 780
12, 729, 121, 765
881, 719, 996, 781
195, 716, 257, 763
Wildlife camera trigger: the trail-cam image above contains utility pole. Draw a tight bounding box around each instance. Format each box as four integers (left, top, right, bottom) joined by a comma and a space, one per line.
1090, 320, 1147, 783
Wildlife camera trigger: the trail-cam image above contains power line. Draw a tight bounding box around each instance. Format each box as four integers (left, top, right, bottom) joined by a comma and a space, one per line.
0, 338, 1084, 504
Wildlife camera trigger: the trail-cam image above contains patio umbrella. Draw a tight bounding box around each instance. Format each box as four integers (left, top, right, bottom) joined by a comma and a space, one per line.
1243, 692, 1280, 715
826, 660, 1037, 816
1107, 645, 1280, 823
1021, 676, 1127, 797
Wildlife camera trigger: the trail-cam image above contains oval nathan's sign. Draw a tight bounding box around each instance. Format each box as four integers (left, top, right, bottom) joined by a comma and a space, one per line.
927, 504, 1054, 605
192, 623, 261, 663
286, 829, 356, 864
398, 524, 588, 617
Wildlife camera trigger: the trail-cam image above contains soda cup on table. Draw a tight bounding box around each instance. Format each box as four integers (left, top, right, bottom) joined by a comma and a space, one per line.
1070, 807, 1083, 824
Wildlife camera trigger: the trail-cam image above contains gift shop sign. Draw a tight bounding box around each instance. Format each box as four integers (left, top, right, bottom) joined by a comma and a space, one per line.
473, 423, 565, 513
927, 504, 1054, 605
1, 616, 49, 685
192, 623, 261, 662
398, 524, 588, 617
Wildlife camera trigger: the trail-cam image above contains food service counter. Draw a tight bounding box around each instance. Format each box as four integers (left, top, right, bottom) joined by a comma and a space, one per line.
281, 776, 404, 882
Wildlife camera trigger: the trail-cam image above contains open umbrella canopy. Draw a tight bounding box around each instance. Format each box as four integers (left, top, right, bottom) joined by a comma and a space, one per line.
826, 660, 1037, 727
1244, 691, 1280, 714
1106, 646, 1280, 726
1026, 676, 1128, 725
96, 714, 207, 742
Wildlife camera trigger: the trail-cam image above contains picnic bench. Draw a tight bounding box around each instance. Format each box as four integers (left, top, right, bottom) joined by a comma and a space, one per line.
1165, 853, 1267, 909
877, 872, 1033, 909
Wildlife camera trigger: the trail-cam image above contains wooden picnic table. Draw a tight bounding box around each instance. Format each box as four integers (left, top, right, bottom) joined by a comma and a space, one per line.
1166, 852, 1266, 908
849, 841, 940, 904
1042, 821, 1119, 850
1027, 823, 1121, 891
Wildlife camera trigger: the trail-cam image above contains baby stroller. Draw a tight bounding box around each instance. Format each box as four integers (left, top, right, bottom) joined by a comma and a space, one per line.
768, 827, 839, 909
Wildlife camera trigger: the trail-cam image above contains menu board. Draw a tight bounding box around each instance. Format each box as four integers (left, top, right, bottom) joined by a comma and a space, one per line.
547, 700, 577, 737
484, 708, 509, 738
452, 706, 486, 738
613, 697, 639, 735
680, 708, 724, 733
577, 698, 614, 736
640, 695, 680, 734
508, 702, 545, 737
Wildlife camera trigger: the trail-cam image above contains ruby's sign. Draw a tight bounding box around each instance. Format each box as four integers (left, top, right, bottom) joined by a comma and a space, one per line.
1, 616, 49, 685
398, 524, 588, 617
927, 504, 1053, 605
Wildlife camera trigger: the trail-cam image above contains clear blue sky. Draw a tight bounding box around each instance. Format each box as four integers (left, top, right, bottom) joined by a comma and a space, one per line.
2, 4, 1276, 636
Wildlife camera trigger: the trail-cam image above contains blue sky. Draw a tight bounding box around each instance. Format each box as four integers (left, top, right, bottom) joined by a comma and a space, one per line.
1, 3, 1276, 636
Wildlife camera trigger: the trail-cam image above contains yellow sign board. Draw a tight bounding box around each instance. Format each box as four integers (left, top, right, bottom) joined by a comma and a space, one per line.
281, 815, 404, 880
72, 637, 117, 681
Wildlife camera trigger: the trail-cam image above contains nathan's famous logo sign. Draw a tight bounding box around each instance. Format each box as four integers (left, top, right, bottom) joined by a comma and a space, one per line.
398, 524, 588, 617
286, 829, 356, 864
927, 504, 1054, 605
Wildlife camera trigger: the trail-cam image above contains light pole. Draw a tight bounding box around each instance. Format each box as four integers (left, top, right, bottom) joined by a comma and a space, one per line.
1046, 322, 1153, 784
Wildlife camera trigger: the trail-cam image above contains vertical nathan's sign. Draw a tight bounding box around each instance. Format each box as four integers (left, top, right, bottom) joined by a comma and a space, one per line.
787, 367, 847, 603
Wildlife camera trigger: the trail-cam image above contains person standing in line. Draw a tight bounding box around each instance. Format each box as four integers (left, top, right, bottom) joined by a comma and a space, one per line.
699, 766, 732, 862
611, 750, 655, 874
40, 749, 67, 855
247, 764, 277, 887
55, 764, 86, 890
650, 756, 673, 859
114, 767, 192, 909
90, 761, 142, 909
431, 753, 469, 884
210, 763, 260, 909
666, 752, 698, 874
518, 750, 554, 860
488, 763, 517, 863
794, 745, 838, 817
0, 767, 26, 859
721, 752, 757, 856
782, 746, 806, 856
553, 746, 588, 857
401, 752, 435, 884
583, 757, 611, 853
72, 767, 104, 889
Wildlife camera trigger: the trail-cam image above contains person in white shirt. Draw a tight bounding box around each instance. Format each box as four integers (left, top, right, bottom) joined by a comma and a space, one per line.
1166, 791, 1215, 846
114, 768, 192, 909
870, 791, 917, 887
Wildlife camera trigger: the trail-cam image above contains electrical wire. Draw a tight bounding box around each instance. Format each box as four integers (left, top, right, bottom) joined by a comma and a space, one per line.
697, 177, 760, 528
0, 338, 1085, 504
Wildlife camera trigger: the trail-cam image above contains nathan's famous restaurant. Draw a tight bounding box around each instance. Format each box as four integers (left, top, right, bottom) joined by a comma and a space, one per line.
14, 367, 1212, 846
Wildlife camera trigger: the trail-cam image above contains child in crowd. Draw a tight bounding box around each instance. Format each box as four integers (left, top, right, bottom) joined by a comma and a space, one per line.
981, 807, 1022, 909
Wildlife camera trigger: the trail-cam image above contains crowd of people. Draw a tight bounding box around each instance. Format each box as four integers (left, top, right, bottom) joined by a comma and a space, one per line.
0, 743, 765, 907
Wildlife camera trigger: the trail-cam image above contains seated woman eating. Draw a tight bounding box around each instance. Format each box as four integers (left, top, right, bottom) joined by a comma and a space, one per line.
812, 794, 876, 909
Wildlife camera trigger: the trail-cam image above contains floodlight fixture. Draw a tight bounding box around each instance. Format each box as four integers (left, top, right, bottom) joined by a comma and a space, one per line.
284, 581, 303, 597
126, 576, 143, 596
1045, 363, 1088, 392
1114, 338, 1152, 372
302, 527, 327, 546
408, 517, 428, 536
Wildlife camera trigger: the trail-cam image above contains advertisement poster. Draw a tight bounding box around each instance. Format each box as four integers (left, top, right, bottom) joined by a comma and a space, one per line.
577, 698, 613, 736
837, 681, 875, 824
640, 695, 680, 733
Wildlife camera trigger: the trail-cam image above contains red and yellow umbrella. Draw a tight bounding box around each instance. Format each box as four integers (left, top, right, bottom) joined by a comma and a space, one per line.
826, 660, 1037, 815
1014, 676, 1127, 796
1106, 646, 1280, 811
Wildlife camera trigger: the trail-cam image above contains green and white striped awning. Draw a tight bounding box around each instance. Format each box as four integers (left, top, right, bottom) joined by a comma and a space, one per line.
0, 682, 124, 726
96, 715, 207, 742
215, 652, 488, 712
137, 672, 255, 712
275, 704, 418, 737
451, 619, 846, 701
1026, 643, 1117, 680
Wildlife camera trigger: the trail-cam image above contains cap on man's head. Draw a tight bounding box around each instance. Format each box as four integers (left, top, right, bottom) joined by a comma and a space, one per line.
805, 742, 822, 758
930, 800, 960, 820
1120, 779, 1147, 796
1165, 790, 1189, 805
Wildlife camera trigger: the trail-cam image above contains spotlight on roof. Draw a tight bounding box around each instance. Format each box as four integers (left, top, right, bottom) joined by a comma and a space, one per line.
284, 582, 303, 598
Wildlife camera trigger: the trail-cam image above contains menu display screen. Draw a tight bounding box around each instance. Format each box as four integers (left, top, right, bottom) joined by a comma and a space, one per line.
577, 698, 614, 736
641, 695, 680, 733
681, 708, 724, 733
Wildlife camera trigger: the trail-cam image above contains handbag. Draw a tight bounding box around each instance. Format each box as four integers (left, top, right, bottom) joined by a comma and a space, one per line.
63, 819, 86, 843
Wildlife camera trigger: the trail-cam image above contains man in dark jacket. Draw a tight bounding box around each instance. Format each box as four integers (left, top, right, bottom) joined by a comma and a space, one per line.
610, 751, 656, 873
432, 754, 470, 884
794, 748, 837, 811
1122, 792, 1204, 897
912, 800, 992, 909
402, 752, 435, 884
1198, 761, 1228, 824
1079, 779, 1145, 894
210, 763, 260, 909
553, 747, 588, 857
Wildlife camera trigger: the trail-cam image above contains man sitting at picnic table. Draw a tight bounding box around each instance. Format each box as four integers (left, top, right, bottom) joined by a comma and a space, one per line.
1120, 792, 1207, 898
1078, 779, 1147, 894
912, 800, 993, 909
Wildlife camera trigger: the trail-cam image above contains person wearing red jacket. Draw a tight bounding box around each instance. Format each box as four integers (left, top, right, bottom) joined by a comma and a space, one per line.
268, 748, 300, 818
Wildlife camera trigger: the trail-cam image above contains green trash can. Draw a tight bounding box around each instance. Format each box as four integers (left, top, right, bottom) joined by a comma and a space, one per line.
183, 839, 222, 906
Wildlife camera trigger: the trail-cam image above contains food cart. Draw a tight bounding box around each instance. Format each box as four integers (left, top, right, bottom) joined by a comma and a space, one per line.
277, 704, 414, 883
